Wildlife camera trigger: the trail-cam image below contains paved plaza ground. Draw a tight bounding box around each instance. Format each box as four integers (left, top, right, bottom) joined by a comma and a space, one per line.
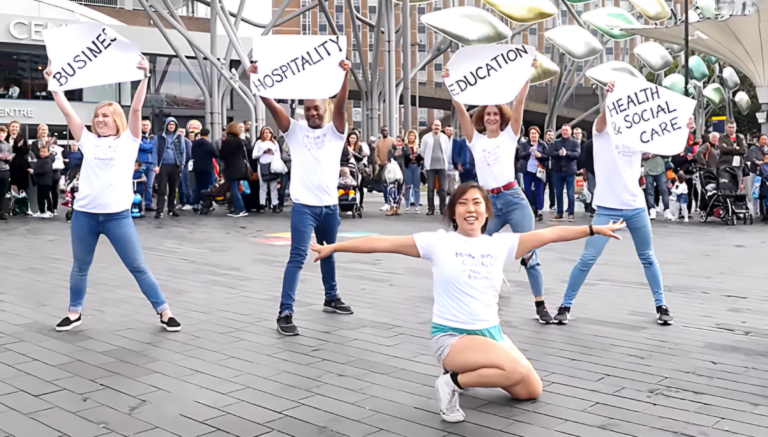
1, 196, 767, 437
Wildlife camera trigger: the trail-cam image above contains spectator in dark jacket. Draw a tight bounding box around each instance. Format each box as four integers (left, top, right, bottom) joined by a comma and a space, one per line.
277, 134, 291, 212
548, 124, 581, 221
696, 132, 720, 170
63, 142, 83, 181
671, 141, 699, 215
138, 117, 155, 210
718, 119, 748, 191
218, 122, 250, 217
578, 136, 595, 216
177, 127, 195, 209
151, 117, 186, 218
745, 134, 767, 217
191, 128, 218, 204
518, 126, 549, 220
29, 144, 55, 217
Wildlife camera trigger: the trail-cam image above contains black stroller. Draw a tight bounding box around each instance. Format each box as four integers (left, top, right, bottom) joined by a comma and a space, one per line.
338, 162, 363, 218
198, 178, 230, 215
696, 166, 753, 225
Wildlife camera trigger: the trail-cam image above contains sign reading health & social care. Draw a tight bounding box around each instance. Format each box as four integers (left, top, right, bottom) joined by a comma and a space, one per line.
443, 44, 536, 105
606, 78, 696, 155
43, 24, 144, 92
250, 35, 347, 99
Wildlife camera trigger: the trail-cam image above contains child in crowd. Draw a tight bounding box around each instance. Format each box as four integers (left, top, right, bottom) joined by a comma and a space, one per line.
133, 160, 147, 218
339, 167, 356, 186
671, 172, 689, 222
29, 144, 55, 218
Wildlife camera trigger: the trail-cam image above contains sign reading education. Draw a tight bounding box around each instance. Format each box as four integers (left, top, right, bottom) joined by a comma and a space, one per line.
606, 78, 696, 155
443, 44, 536, 105
42, 24, 144, 92
250, 35, 347, 99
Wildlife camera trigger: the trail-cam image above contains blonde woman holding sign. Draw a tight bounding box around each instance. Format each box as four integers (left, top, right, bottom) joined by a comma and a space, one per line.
442, 60, 556, 325
553, 81, 694, 326
309, 182, 626, 422
44, 57, 182, 333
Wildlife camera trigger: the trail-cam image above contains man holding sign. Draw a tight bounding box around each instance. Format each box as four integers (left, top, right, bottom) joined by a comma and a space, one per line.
247, 59, 352, 336
444, 52, 557, 325
553, 80, 694, 327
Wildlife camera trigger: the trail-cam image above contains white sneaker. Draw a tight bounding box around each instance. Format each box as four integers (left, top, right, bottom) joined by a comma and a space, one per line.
227, 211, 248, 217
345, 211, 353, 216
53, 210, 58, 216
181, 205, 193, 211
41, 212, 54, 219
405, 207, 411, 214
649, 209, 657, 220
416, 207, 420, 214
32, 212, 42, 218
379, 204, 389, 211
656, 204, 663, 214
435, 373, 465, 422
684, 217, 689, 222
664, 209, 674, 220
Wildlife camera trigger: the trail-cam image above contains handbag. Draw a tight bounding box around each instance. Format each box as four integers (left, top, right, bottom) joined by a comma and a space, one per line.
241, 142, 254, 180
536, 164, 546, 182
260, 162, 280, 182
270, 155, 288, 174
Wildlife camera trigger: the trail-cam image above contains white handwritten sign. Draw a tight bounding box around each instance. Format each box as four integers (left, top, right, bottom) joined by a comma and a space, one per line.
606, 78, 695, 155
43, 24, 144, 92
443, 44, 536, 105
250, 35, 347, 99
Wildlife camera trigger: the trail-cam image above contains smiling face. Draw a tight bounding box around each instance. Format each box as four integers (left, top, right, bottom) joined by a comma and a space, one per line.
261, 129, 273, 142
348, 133, 358, 146
453, 187, 489, 237
9, 122, 19, 137
483, 107, 500, 134
408, 131, 416, 144
93, 107, 118, 136
37, 124, 48, 139
304, 99, 327, 129
530, 130, 539, 143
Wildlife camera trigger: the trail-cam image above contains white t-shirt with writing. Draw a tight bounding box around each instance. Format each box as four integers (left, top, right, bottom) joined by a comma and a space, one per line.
284, 120, 346, 206
75, 129, 141, 214
592, 124, 646, 210
468, 123, 518, 190
413, 229, 521, 330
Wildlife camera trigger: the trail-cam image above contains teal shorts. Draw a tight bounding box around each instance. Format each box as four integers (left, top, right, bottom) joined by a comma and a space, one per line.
430, 323, 509, 368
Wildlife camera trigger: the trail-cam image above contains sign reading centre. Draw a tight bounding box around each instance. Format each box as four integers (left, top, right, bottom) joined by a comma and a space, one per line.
250, 35, 347, 99
443, 44, 536, 106
606, 78, 696, 155
42, 24, 144, 92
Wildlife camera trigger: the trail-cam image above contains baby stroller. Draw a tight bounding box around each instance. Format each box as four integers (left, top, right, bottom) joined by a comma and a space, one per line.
199, 177, 229, 215
61, 172, 80, 222
696, 166, 752, 225
338, 162, 362, 218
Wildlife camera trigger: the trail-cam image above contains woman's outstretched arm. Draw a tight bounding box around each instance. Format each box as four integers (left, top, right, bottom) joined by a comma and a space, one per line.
442, 68, 474, 143
516, 221, 626, 259
310, 235, 421, 262
128, 56, 150, 139
44, 62, 85, 142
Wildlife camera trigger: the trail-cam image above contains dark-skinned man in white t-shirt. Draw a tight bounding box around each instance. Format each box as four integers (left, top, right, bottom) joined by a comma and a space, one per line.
247, 60, 352, 336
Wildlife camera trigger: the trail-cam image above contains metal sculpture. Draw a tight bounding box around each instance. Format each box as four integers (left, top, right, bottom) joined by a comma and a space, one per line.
634, 41, 673, 74
482, 0, 559, 24
421, 6, 512, 46
545, 26, 603, 61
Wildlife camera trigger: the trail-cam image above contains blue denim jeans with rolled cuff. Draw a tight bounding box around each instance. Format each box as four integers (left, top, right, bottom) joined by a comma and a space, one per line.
230, 180, 245, 213
561, 206, 665, 308
485, 186, 544, 298
279, 203, 341, 316
142, 162, 156, 208
404, 163, 421, 207
69, 210, 169, 314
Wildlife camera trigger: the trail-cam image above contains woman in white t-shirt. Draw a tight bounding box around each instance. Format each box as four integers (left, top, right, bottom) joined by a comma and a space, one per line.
252, 126, 280, 212
553, 81, 694, 327
310, 181, 625, 422
442, 62, 556, 325
44, 57, 181, 333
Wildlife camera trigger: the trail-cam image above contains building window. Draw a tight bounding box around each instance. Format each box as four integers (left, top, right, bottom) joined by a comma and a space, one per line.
319, 12, 328, 35
561, 9, 568, 25
418, 108, 427, 128
369, 4, 377, 23
606, 46, 614, 57
336, 2, 345, 34
353, 100, 362, 130
353, 0, 361, 14
301, 0, 311, 35
528, 27, 538, 49
545, 42, 552, 55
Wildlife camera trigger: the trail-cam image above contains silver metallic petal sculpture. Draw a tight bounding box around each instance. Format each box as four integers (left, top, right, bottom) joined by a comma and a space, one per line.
483, 0, 559, 24
688, 56, 710, 82
722, 66, 740, 91
707, 55, 718, 65
544, 26, 603, 61
585, 61, 645, 87
703, 83, 726, 107
564, 0, 594, 4
662, 73, 686, 95
734, 91, 751, 114
420, 7, 512, 46
628, 0, 671, 22
582, 7, 641, 40
662, 42, 685, 55
530, 53, 560, 84
634, 41, 673, 73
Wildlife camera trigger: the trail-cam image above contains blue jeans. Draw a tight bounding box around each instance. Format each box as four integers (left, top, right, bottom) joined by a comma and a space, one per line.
230, 180, 245, 213
523, 171, 546, 212
142, 163, 155, 207
485, 187, 544, 298
69, 210, 168, 314
644, 172, 670, 211
515, 171, 525, 189
552, 172, 575, 215
194, 170, 215, 204
280, 203, 341, 315
404, 163, 421, 207
180, 166, 194, 206
562, 206, 665, 307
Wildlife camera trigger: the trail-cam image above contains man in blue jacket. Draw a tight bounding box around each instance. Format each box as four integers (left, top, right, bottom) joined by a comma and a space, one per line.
138, 117, 156, 211
548, 124, 580, 222
447, 125, 475, 183
176, 127, 194, 210
151, 117, 185, 219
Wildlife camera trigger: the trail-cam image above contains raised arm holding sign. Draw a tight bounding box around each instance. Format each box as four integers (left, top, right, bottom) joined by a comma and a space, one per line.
442, 57, 558, 326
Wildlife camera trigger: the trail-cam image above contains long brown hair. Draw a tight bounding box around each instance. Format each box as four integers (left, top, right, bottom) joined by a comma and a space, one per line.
345, 129, 361, 152
472, 105, 512, 134
445, 181, 493, 233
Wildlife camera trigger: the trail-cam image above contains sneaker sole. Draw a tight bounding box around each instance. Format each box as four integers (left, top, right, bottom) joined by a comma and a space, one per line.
277, 325, 300, 336
323, 307, 354, 315
55, 319, 81, 332
536, 317, 554, 324
162, 325, 182, 332
434, 383, 465, 423
554, 318, 570, 325
657, 319, 674, 325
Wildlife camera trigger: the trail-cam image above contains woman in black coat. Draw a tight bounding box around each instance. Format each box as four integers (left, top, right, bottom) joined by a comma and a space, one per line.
517, 126, 549, 220
218, 122, 250, 217
8, 122, 30, 193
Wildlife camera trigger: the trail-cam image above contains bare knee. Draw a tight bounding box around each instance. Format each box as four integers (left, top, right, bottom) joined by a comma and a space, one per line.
504, 368, 542, 400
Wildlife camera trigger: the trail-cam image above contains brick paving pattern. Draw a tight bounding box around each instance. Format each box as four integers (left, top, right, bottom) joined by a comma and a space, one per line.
1, 200, 766, 437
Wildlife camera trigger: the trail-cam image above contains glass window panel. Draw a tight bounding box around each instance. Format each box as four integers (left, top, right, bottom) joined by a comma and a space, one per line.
147, 55, 205, 109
